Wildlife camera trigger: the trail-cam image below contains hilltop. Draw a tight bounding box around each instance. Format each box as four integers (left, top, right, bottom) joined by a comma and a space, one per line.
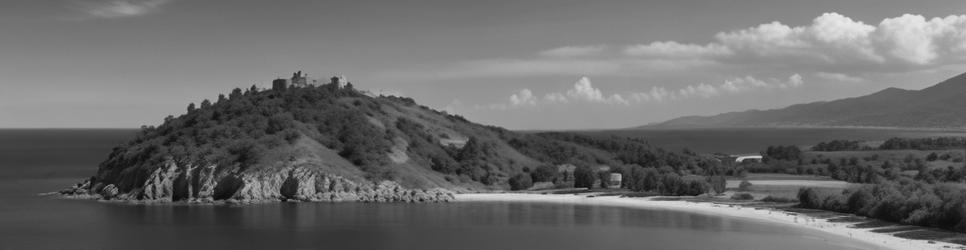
649, 72, 966, 129
59, 72, 713, 203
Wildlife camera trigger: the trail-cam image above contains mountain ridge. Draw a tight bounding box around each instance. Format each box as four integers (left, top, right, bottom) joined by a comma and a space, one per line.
647, 72, 966, 129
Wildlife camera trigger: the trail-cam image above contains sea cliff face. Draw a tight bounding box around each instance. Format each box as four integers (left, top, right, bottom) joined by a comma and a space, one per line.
59, 160, 455, 204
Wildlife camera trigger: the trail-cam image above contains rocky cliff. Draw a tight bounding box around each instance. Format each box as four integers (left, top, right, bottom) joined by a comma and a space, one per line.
60, 160, 454, 203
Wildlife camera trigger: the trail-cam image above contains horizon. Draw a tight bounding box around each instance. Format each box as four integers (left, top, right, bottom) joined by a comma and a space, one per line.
3, 0, 966, 130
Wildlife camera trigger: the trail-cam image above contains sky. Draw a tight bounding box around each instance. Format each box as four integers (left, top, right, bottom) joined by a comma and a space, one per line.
2, 0, 966, 129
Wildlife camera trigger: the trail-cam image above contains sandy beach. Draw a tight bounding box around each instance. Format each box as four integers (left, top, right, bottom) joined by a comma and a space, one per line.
455, 193, 963, 250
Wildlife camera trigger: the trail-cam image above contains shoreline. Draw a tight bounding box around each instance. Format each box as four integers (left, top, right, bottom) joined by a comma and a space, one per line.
455, 193, 963, 250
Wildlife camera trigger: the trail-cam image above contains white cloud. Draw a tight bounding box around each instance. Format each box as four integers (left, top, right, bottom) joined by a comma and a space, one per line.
509, 89, 537, 107
485, 77, 628, 110
633, 74, 805, 103
543, 92, 568, 103
624, 13, 966, 71
487, 74, 802, 109
815, 72, 863, 82
561, 77, 629, 105
631, 86, 675, 102
624, 41, 732, 58
74, 0, 171, 19
678, 83, 719, 98
540, 45, 606, 57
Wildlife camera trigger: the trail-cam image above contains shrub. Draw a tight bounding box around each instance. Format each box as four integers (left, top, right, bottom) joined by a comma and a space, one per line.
738, 180, 752, 191
508, 173, 533, 191
731, 193, 754, 200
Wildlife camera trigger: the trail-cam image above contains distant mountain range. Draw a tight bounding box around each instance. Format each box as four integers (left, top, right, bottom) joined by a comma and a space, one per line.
647, 72, 966, 129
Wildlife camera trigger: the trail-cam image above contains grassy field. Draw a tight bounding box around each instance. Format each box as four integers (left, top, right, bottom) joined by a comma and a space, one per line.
725, 173, 855, 200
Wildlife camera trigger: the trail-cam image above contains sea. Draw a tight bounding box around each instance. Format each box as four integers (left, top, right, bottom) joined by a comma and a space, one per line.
0, 129, 924, 249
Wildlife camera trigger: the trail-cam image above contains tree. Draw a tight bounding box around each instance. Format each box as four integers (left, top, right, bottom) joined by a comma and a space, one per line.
573, 165, 596, 189
187, 103, 196, 113
200, 99, 212, 109
708, 175, 727, 195
598, 171, 612, 188
508, 173, 533, 190
230, 88, 243, 99
531, 165, 560, 183
217, 94, 227, 103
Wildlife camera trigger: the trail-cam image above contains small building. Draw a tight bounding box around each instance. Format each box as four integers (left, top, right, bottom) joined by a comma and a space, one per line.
291, 71, 309, 88
330, 75, 348, 89
271, 78, 288, 91
607, 173, 622, 189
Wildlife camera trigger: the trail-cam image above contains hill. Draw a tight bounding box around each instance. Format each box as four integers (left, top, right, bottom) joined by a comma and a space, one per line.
59, 72, 717, 203
650, 72, 966, 129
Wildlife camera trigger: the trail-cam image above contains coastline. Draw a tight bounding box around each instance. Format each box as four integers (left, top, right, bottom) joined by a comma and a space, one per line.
455, 193, 963, 250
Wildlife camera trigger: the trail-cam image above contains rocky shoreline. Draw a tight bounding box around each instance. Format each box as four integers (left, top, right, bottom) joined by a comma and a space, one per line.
57, 162, 455, 204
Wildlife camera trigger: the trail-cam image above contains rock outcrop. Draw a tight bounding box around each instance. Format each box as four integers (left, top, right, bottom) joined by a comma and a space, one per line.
59, 160, 454, 204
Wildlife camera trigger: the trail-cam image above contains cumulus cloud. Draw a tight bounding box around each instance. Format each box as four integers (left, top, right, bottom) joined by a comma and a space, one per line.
540, 45, 606, 57
486, 74, 802, 110
73, 0, 171, 19
379, 13, 966, 85
564, 77, 629, 105
509, 89, 538, 107
625, 13, 966, 71
485, 77, 628, 109
631, 74, 805, 102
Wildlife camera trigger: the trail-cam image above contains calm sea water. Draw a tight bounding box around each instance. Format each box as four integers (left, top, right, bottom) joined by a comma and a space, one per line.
0, 129, 882, 250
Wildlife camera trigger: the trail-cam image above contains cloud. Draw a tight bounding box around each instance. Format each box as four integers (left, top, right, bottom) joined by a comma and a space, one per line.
815, 72, 864, 82
377, 12, 965, 96
564, 77, 629, 105
624, 41, 732, 58
485, 74, 802, 110
484, 77, 628, 110
509, 89, 538, 107
631, 74, 804, 102
73, 0, 171, 19
540, 45, 606, 57
625, 13, 966, 72
543, 92, 568, 103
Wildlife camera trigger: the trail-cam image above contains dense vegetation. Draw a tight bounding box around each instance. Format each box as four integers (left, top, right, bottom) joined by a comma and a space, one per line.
798, 179, 966, 232
810, 137, 966, 151
811, 140, 868, 151
879, 137, 966, 150
504, 132, 737, 195
741, 136, 966, 233
761, 145, 802, 162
